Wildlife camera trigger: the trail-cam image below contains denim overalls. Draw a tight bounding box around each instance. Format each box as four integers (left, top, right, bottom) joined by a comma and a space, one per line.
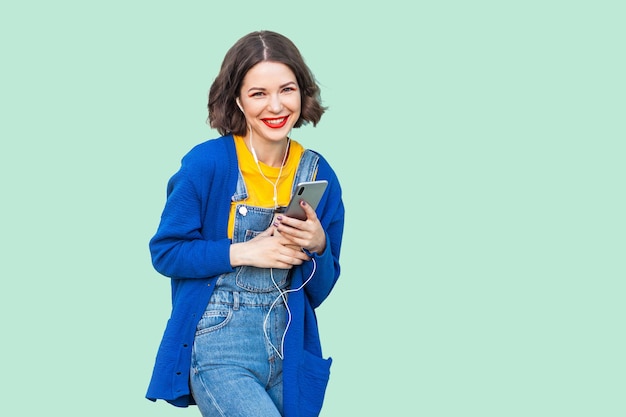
190, 150, 319, 417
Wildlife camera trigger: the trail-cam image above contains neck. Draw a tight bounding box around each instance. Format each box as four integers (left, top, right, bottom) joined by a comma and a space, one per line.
246, 134, 290, 167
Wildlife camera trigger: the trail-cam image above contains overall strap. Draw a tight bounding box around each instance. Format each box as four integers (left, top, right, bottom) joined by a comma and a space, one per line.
231, 170, 248, 203
291, 149, 320, 195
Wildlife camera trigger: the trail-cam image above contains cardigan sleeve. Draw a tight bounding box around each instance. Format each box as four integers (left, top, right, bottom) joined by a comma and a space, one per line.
301, 159, 345, 309
149, 154, 235, 280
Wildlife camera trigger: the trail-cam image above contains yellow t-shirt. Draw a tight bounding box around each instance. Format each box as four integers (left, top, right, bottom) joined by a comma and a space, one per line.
228, 135, 304, 238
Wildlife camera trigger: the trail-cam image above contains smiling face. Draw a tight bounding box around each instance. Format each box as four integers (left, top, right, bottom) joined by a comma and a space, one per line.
238, 61, 301, 145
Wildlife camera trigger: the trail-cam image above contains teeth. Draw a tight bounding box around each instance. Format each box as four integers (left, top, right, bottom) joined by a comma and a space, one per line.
266, 117, 285, 124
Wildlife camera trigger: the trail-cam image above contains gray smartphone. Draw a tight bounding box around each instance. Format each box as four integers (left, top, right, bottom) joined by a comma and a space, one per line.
283, 180, 328, 220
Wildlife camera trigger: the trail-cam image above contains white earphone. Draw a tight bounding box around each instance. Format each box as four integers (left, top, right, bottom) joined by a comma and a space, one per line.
236, 97, 244, 113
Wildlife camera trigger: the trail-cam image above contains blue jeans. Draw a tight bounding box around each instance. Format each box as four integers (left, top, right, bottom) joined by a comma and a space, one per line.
190, 289, 287, 416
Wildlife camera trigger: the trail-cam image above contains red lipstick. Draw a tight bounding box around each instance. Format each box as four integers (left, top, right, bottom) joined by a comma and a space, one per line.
262, 116, 288, 129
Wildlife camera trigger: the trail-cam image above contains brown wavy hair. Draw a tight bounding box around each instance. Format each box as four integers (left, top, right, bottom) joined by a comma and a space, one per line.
208, 30, 326, 136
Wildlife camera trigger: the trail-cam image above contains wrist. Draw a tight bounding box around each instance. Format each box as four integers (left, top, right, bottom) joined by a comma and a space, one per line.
229, 242, 247, 267
306, 241, 326, 256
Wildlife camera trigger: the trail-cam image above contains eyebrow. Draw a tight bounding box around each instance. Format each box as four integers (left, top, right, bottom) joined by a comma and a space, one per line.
247, 81, 297, 93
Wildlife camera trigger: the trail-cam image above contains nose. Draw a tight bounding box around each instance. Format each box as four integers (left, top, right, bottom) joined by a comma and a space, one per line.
268, 93, 283, 113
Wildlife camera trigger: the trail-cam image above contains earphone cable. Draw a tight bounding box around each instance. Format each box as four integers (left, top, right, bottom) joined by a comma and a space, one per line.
263, 256, 317, 360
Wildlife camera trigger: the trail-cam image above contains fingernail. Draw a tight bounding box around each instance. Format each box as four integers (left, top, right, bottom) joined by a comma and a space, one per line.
273, 221, 279, 227
300, 200, 307, 206
276, 216, 283, 221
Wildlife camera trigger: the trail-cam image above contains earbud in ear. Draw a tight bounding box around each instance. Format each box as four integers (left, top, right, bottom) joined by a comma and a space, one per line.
236, 98, 244, 113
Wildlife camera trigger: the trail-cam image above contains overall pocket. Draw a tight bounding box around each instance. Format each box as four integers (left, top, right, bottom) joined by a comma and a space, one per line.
195, 307, 232, 336
235, 229, 290, 292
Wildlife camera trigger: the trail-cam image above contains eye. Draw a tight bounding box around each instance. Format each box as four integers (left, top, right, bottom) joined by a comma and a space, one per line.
250, 91, 265, 97
282, 86, 297, 93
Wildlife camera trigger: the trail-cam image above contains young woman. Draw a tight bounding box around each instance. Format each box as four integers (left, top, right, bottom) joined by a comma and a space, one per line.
146, 30, 345, 417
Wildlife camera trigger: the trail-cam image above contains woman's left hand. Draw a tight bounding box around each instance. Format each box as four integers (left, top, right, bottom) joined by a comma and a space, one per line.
274, 200, 326, 254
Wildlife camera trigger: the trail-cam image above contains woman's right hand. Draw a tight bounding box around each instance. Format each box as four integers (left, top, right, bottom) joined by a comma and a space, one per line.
229, 226, 310, 269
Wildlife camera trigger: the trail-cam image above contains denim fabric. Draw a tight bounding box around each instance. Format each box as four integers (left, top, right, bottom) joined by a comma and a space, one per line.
190, 290, 287, 416
228, 205, 290, 293
189, 149, 319, 416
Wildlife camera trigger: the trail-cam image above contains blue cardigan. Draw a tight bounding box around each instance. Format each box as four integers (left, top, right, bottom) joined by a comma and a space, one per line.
146, 135, 345, 417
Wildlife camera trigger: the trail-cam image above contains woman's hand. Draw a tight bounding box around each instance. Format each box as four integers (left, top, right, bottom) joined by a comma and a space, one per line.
273, 200, 327, 255
230, 226, 310, 269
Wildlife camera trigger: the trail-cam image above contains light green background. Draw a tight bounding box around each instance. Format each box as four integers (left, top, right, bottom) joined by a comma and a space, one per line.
1, 1, 624, 416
